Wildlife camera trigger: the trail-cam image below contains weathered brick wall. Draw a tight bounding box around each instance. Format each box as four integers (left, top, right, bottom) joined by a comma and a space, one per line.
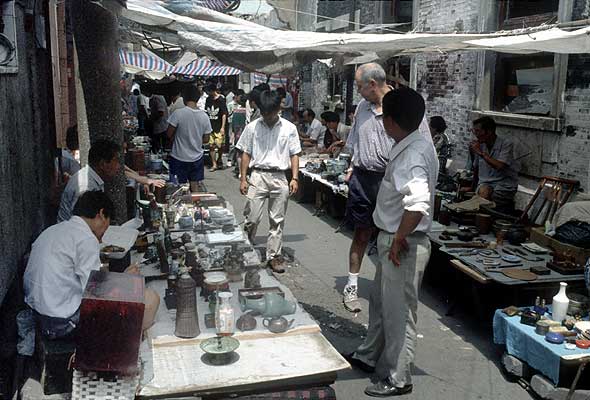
414, 0, 480, 172
414, 0, 590, 194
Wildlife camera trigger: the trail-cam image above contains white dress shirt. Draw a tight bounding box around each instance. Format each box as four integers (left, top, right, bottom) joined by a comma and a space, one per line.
169, 96, 185, 114
236, 117, 302, 170
24, 216, 101, 318
58, 165, 104, 222
373, 130, 439, 234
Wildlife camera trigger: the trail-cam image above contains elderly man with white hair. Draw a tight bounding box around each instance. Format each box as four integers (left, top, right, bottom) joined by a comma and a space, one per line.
341, 62, 396, 313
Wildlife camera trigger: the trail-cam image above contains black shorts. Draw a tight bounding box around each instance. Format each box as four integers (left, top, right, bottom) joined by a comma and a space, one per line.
345, 168, 385, 229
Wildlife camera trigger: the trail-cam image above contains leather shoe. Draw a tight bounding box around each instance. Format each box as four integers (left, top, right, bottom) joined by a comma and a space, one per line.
364, 380, 413, 397
341, 352, 375, 373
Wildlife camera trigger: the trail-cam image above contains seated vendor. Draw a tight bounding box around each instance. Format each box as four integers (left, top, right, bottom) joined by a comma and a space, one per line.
300, 109, 325, 149
464, 116, 519, 211
58, 140, 121, 222
320, 111, 351, 156
24, 191, 160, 340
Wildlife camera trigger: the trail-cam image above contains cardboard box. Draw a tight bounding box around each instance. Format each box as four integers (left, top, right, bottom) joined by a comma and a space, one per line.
530, 226, 590, 265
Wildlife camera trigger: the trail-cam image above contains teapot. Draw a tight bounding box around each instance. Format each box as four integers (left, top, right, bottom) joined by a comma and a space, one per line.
263, 316, 294, 333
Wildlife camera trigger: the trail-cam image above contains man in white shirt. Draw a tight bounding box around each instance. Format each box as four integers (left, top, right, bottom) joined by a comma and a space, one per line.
236, 90, 301, 273
167, 85, 212, 192
300, 109, 325, 149
346, 88, 438, 397
26, 191, 113, 338
58, 140, 121, 222
26, 191, 160, 339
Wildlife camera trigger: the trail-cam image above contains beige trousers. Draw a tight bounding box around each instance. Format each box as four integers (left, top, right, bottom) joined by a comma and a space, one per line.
354, 231, 431, 387
244, 170, 290, 261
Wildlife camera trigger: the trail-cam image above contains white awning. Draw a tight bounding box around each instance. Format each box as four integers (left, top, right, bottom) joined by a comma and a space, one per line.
121, 0, 590, 74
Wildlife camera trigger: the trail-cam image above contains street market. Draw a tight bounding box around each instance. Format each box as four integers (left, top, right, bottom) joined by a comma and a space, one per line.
1, 1, 590, 400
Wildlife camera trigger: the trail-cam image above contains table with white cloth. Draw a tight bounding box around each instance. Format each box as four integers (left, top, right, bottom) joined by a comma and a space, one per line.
131, 205, 349, 398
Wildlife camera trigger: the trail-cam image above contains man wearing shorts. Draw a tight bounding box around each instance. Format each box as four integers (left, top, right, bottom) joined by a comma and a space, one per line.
342, 63, 395, 313
167, 85, 212, 192
205, 83, 228, 171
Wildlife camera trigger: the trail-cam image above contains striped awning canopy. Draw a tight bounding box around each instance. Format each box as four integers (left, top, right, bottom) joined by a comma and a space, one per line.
119, 48, 240, 77
252, 72, 288, 88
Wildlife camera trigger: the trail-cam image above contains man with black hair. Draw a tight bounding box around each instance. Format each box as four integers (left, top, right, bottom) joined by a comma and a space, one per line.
320, 111, 351, 154
300, 109, 324, 148
58, 139, 121, 222
167, 85, 212, 192
26, 191, 160, 339
345, 87, 438, 397
466, 116, 519, 210
205, 83, 228, 171
429, 116, 451, 173
61, 125, 81, 177
236, 90, 301, 273
247, 83, 270, 123
26, 191, 113, 339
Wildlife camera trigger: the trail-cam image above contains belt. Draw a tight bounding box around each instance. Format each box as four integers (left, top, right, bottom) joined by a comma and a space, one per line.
252, 167, 286, 173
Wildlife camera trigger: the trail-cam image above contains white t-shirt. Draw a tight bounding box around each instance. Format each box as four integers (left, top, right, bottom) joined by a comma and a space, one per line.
308, 118, 325, 148
168, 107, 212, 162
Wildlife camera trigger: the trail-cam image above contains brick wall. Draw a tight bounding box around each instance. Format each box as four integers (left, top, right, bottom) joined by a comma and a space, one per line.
414, 0, 590, 194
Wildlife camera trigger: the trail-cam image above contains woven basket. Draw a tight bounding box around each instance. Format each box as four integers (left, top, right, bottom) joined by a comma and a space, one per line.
71, 368, 140, 400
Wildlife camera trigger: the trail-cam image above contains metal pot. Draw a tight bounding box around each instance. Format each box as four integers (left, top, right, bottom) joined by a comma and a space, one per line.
263, 316, 295, 334
567, 293, 589, 317
506, 224, 528, 245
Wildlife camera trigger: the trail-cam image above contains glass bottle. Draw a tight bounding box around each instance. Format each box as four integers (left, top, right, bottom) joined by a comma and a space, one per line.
215, 292, 235, 337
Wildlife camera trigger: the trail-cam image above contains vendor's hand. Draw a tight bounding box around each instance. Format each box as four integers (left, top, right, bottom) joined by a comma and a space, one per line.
148, 179, 166, 188
469, 141, 483, 156
240, 179, 249, 196
124, 263, 140, 275
389, 234, 409, 266
289, 179, 298, 196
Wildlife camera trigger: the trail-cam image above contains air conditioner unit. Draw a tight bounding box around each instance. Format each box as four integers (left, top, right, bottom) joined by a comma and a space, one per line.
0, 1, 18, 74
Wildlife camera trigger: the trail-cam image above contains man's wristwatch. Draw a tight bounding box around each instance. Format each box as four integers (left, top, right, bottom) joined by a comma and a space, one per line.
291, 177, 299, 181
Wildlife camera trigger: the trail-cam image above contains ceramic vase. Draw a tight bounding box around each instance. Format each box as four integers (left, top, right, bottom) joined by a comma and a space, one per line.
552, 282, 570, 323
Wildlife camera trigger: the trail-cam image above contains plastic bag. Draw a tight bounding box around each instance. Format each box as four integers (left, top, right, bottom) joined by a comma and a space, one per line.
554, 221, 590, 249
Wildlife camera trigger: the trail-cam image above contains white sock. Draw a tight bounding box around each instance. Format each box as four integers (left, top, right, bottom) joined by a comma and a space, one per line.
347, 273, 359, 287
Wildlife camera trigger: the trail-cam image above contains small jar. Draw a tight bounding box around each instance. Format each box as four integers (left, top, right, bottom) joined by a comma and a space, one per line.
215, 292, 235, 336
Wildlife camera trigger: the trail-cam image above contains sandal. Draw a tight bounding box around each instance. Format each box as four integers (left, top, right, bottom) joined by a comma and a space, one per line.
209, 167, 218, 172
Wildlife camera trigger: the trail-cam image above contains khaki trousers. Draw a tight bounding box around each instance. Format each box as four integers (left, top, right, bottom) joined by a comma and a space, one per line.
354, 231, 431, 387
244, 170, 290, 261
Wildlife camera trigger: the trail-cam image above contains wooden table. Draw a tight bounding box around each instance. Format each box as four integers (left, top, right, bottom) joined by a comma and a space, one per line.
135, 221, 349, 398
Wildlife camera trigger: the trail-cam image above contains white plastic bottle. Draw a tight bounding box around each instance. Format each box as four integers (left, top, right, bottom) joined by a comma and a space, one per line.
551, 282, 570, 323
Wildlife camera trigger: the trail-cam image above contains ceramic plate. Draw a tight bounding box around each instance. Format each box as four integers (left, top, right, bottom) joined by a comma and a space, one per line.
502, 255, 521, 263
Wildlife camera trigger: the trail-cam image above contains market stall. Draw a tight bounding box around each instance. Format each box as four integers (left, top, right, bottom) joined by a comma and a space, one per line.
109, 186, 350, 398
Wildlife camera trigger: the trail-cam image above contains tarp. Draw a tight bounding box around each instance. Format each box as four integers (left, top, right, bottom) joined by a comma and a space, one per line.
121, 0, 590, 74
119, 47, 241, 77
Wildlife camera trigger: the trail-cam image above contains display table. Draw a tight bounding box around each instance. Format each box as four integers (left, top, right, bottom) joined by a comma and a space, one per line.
428, 222, 586, 286
493, 309, 590, 385
135, 217, 349, 398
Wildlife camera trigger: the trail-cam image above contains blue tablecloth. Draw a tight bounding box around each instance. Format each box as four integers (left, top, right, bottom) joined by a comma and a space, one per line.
493, 309, 590, 385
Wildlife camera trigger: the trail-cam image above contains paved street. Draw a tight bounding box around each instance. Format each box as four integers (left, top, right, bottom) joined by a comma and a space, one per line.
205, 168, 533, 400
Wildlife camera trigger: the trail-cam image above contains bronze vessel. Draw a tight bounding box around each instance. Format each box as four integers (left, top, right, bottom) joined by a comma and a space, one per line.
175, 273, 200, 338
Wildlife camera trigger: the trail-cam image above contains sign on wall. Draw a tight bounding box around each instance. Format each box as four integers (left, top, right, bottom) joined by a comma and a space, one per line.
0, 1, 18, 74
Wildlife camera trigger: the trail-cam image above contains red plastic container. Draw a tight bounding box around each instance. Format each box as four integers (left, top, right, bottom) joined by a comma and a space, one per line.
74, 271, 144, 375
